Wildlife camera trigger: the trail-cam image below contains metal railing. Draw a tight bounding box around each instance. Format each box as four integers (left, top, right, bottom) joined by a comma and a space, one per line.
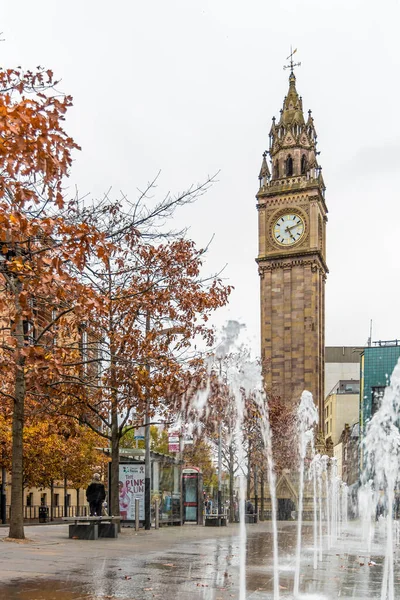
3, 505, 88, 521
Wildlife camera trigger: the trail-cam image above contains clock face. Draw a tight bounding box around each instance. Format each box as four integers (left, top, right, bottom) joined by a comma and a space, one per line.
273, 213, 305, 246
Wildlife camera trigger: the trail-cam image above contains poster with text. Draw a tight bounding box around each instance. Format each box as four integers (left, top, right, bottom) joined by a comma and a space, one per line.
119, 463, 145, 521
168, 432, 180, 453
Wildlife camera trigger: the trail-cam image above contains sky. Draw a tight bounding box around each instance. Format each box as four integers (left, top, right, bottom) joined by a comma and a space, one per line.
2, 0, 400, 355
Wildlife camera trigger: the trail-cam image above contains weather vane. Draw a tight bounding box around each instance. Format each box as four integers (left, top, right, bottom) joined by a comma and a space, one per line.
283, 46, 301, 73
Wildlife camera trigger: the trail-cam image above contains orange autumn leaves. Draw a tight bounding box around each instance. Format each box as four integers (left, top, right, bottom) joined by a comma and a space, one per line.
0, 62, 232, 534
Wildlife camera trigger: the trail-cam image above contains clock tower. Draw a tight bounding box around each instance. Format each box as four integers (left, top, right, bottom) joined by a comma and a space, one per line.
256, 65, 328, 431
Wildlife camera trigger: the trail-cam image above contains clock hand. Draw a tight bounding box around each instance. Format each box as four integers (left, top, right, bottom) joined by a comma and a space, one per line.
286, 223, 301, 231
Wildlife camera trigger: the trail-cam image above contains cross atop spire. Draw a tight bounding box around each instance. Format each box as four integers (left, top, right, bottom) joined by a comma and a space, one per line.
283, 46, 301, 74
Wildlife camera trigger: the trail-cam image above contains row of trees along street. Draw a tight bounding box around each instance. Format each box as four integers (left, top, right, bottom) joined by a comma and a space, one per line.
183, 354, 298, 517
0, 62, 232, 539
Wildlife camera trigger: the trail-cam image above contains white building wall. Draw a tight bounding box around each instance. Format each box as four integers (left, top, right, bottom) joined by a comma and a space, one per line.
325, 362, 360, 399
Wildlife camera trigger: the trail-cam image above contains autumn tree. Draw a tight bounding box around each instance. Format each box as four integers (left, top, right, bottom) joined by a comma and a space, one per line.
184, 361, 240, 514
0, 413, 106, 506
121, 425, 169, 455
150, 426, 169, 455
183, 437, 217, 489
0, 65, 109, 539
183, 347, 293, 516
47, 222, 231, 517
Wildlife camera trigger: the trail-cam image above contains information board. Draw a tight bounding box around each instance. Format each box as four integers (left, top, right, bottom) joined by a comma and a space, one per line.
118, 462, 145, 521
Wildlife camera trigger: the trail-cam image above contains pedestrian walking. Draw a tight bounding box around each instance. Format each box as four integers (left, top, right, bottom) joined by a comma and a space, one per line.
86, 473, 106, 516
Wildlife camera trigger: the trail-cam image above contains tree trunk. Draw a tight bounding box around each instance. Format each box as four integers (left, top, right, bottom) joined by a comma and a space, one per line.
1, 463, 6, 524
229, 443, 235, 522
9, 283, 26, 540
260, 470, 265, 521
109, 303, 120, 520
110, 405, 120, 517
247, 440, 252, 500
76, 488, 80, 517
50, 480, 54, 521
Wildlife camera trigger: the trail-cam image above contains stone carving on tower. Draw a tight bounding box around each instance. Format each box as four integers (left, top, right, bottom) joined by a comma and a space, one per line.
256, 55, 328, 433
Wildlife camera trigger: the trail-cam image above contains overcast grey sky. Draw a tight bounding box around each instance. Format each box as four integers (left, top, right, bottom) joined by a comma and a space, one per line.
2, 0, 400, 354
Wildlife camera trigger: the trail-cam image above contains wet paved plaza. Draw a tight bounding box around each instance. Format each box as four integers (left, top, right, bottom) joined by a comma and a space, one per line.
0, 521, 398, 599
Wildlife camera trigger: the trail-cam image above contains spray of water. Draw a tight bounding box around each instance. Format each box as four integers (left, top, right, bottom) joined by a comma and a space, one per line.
363, 358, 400, 600
320, 455, 330, 549
191, 321, 281, 599
253, 381, 280, 599
309, 454, 320, 570
293, 390, 318, 597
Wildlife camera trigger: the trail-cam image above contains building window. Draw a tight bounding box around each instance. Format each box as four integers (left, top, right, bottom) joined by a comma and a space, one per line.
54, 494, 59, 507
274, 161, 279, 178
26, 492, 33, 507
41, 493, 47, 506
285, 155, 293, 176
23, 320, 35, 345
372, 386, 385, 415
301, 154, 307, 175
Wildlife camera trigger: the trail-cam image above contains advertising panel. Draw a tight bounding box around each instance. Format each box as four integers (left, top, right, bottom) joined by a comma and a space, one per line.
168, 432, 180, 453
119, 462, 145, 521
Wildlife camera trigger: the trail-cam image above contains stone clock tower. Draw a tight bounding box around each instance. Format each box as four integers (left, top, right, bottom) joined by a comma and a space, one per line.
256, 66, 328, 430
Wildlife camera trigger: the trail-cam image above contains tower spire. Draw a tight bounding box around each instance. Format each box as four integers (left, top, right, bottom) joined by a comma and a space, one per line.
260, 57, 323, 187
283, 46, 301, 75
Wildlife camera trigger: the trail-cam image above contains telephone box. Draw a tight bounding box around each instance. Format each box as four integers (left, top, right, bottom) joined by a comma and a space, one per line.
182, 467, 203, 524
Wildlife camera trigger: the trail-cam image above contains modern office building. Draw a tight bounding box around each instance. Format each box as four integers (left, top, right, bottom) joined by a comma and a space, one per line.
360, 340, 400, 437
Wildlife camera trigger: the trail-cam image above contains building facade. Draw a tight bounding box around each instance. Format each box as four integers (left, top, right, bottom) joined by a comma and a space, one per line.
336, 422, 359, 486
360, 340, 400, 436
325, 346, 363, 400
324, 379, 360, 446
256, 66, 328, 429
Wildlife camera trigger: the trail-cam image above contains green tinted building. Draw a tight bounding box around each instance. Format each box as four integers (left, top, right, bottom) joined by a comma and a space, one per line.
360, 340, 400, 437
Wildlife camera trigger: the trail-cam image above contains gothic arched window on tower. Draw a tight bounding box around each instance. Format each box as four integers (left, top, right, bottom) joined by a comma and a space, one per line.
301, 154, 307, 175
274, 161, 279, 179
285, 155, 293, 177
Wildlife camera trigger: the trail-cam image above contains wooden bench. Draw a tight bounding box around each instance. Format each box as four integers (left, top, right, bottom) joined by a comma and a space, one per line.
62, 516, 121, 540
205, 514, 227, 527
245, 513, 257, 524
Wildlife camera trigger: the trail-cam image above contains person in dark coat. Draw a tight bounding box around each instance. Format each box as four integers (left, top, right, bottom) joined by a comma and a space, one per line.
246, 500, 254, 515
86, 473, 106, 516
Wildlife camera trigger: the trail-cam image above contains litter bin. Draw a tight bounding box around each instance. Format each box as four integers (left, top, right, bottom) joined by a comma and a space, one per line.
39, 506, 49, 523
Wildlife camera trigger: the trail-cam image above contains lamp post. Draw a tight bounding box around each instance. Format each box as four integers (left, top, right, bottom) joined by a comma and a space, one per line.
218, 421, 222, 519
144, 396, 151, 530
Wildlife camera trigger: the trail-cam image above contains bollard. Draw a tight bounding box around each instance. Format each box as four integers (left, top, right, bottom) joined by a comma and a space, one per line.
155, 499, 159, 529
135, 498, 140, 531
